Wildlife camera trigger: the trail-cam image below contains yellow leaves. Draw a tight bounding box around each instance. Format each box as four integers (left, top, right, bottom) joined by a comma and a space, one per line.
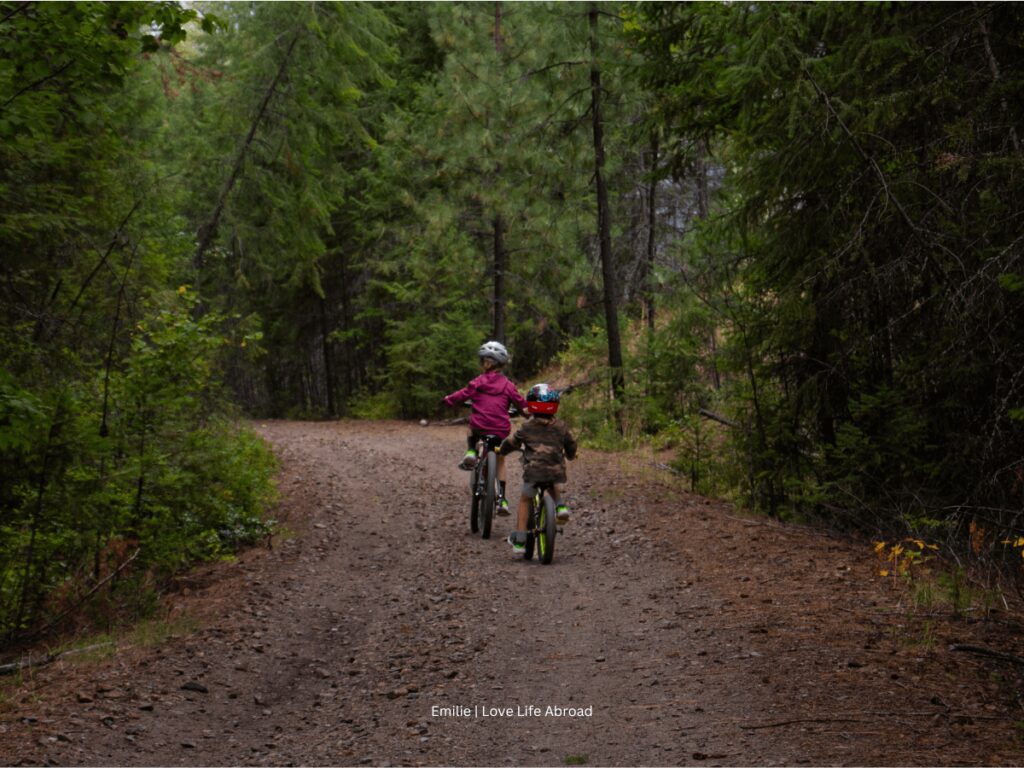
177, 285, 187, 296
1000, 535, 1024, 562
874, 538, 937, 581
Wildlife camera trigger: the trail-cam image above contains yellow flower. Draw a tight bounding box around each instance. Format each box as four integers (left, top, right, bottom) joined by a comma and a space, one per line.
177, 285, 187, 295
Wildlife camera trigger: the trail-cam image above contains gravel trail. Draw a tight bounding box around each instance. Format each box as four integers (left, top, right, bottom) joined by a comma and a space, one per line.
2, 419, 1022, 766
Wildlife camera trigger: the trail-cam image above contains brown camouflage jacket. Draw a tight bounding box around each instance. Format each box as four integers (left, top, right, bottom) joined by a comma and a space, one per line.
500, 416, 577, 484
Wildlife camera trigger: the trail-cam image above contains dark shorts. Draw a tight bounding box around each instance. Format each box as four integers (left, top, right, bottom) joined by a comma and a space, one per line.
471, 430, 507, 450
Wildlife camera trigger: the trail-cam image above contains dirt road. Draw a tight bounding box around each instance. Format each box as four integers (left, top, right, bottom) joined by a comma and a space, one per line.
2, 420, 1023, 766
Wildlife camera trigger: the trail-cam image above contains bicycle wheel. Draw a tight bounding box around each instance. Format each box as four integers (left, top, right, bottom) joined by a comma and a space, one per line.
480, 451, 496, 539
469, 462, 481, 534
538, 493, 557, 564
523, 496, 536, 561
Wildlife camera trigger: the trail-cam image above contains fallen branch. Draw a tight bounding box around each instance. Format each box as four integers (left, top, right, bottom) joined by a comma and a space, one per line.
949, 643, 1024, 666
0, 641, 114, 676
699, 408, 738, 428
740, 716, 869, 730
740, 710, 1013, 730
21, 548, 141, 643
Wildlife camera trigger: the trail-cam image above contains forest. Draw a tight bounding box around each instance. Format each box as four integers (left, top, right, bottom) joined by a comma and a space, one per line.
2, 1, 1023, 643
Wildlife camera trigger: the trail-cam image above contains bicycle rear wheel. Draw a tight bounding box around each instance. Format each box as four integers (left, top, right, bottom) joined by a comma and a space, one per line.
538, 493, 557, 564
469, 462, 481, 534
523, 496, 537, 560
480, 451, 496, 539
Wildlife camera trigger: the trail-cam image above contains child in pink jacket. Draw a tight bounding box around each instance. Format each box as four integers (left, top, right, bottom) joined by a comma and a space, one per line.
442, 341, 528, 515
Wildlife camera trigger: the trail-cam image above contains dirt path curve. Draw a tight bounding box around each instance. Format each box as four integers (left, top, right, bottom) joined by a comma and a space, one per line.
3, 420, 1024, 766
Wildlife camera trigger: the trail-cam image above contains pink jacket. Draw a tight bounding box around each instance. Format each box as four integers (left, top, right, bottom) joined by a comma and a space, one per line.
443, 370, 529, 438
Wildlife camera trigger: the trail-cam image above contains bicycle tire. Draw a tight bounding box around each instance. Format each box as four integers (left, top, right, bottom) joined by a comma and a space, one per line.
480, 451, 496, 539
539, 493, 557, 564
523, 495, 537, 560
470, 462, 481, 534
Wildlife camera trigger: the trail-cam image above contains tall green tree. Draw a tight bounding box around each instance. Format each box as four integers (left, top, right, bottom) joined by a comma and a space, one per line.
0, 2, 277, 642
173, 1, 396, 416
636, 2, 1024, 540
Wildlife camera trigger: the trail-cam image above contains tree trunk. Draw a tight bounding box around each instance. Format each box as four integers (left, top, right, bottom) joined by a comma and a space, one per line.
100, 244, 137, 437
645, 134, 658, 332
589, 4, 625, 414
494, 1, 503, 54
319, 296, 337, 417
11, 409, 61, 639
976, 8, 1020, 153
695, 137, 721, 390
493, 214, 506, 343
491, 4, 506, 344
741, 335, 777, 518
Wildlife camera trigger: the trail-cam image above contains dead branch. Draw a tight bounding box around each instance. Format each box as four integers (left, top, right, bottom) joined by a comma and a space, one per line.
194, 31, 301, 269
949, 643, 1024, 666
699, 408, 737, 428
740, 710, 1008, 729
22, 548, 140, 642
0, 641, 113, 676
740, 716, 870, 730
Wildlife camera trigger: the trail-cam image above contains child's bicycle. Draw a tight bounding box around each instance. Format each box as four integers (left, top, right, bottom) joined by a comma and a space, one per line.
469, 434, 502, 539
523, 481, 558, 564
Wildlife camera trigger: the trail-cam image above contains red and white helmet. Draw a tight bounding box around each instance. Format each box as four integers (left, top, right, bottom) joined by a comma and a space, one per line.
526, 383, 560, 415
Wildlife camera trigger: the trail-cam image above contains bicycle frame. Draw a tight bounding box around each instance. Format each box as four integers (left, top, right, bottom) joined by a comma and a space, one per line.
525, 481, 558, 564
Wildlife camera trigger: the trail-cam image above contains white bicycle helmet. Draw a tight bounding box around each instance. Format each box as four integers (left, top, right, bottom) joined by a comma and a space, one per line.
478, 340, 509, 365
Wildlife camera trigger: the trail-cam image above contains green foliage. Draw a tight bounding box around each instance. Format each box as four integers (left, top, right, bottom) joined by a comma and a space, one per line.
634, 2, 1024, 544
0, 296, 276, 640
0, 2, 276, 643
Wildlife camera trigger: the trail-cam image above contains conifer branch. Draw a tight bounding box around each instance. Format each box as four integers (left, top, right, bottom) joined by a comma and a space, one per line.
801, 65, 967, 278
0, 60, 73, 114
0, 1, 30, 26
520, 60, 586, 80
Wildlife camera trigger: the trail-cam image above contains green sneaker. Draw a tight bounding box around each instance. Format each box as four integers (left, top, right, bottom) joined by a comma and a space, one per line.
458, 450, 478, 470
497, 497, 510, 516
556, 505, 570, 523
507, 532, 526, 554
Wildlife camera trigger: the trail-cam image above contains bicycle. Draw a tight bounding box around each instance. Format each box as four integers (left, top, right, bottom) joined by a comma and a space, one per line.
469, 434, 502, 539
523, 481, 558, 564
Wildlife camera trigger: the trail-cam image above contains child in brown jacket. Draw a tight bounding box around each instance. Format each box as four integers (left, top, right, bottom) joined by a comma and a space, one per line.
498, 383, 577, 554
